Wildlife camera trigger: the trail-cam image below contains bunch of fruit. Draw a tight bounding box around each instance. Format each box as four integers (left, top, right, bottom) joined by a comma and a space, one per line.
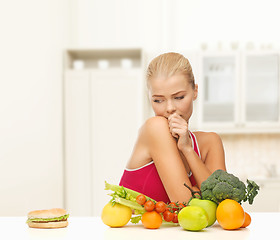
216, 199, 251, 230
102, 182, 252, 231
178, 197, 251, 231
136, 194, 186, 228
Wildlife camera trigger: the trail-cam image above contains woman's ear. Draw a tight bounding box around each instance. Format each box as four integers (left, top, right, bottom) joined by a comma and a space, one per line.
193, 84, 198, 100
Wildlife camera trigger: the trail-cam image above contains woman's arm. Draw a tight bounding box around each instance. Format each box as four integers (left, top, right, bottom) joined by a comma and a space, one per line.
168, 113, 226, 188
142, 116, 194, 203
181, 132, 226, 188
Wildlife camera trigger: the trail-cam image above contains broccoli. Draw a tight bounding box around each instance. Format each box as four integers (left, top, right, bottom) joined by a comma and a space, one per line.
200, 169, 260, 205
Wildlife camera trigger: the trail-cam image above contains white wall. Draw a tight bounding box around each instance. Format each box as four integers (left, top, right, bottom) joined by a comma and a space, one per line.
73, 0, 280, 51
0, 0, 70, 216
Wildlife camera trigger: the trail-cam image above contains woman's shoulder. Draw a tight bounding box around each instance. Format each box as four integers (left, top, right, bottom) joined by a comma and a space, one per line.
140, 116, 169, 134
138, 116, 176, 146
144, 116, 169, 127
192, 131, 223, 155
192, 131, 222, 142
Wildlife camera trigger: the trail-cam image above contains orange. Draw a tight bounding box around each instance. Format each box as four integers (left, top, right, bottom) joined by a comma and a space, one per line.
216, 199, 245, 230
141, 211, 162, 229
241, 212, 251, 228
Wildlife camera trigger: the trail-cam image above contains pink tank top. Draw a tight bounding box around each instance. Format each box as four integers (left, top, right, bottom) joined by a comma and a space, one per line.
119, 131, 201, 203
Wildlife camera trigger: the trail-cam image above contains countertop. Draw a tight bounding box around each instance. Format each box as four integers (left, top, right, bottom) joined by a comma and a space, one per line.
1, 212, 278, 240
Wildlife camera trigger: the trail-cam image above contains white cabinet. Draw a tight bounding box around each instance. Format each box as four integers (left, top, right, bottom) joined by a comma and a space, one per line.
198, 51, 280, 133
242, 52, 280, 125
198, 53, 239, 128
64, 49, 145, 216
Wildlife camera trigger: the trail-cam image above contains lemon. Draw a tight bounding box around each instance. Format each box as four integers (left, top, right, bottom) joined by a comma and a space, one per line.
178, 206, 208, 231
101, 202, 132, 227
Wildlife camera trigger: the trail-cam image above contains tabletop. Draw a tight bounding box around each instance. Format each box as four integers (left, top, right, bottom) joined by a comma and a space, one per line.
1, 212, 278, 240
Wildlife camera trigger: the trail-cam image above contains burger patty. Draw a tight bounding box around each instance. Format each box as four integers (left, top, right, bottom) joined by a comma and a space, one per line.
32, 219, 68, 223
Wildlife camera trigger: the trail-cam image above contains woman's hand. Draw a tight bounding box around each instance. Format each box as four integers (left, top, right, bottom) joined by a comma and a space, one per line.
168, 113, 192, 151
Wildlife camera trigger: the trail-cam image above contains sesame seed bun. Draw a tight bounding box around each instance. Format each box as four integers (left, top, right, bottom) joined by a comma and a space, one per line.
28, 208, 67, 219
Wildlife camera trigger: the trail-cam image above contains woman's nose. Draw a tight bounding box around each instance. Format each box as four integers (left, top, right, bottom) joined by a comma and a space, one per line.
166, 100, 176, 114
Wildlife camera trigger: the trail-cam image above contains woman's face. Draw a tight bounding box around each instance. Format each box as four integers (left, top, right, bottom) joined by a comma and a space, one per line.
148, 74, 198, 122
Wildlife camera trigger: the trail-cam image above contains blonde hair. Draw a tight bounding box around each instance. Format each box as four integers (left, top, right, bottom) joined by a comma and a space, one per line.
146, 52, 195, 89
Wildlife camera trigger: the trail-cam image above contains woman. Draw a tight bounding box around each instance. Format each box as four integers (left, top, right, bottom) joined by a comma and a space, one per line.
119, 52, 226, 203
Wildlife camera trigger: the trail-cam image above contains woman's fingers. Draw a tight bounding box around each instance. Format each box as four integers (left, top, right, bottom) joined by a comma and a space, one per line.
171, 131, 179, 139
169, 123, 187, 138
168, 113, 181, 122
168, 113, 189, 140
169, 119, 188, 132
170, 126, 186, 137
168, 113, 186, 125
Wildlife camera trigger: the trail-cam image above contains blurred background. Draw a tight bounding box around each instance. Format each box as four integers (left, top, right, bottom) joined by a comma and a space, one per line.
1, 0, 280, 216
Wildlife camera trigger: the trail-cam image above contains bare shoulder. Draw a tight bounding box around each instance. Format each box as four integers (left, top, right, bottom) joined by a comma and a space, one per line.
126, 116, 174, 169
144, 116, 169, 128
193, 131, 222, 144
139, 116, 177, 150
140, 116, 170, 136
192, 131, 224, 162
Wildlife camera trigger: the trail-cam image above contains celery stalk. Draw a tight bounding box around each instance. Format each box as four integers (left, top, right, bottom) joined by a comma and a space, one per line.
113, 196, 145, 213
105, 181, 155, 202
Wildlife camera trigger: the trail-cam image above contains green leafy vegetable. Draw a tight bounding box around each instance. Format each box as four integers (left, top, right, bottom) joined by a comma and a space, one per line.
105, 181, 157, 223
26, 214, 69, 223
130, 216, 142, 224
200, 169, 260, 205
245, 179, 260, 204
105, 181, 154, 201
111, 195, 145, 213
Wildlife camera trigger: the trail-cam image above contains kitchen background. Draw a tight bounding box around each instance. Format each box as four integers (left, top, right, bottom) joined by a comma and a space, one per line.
1, 0, 280, 217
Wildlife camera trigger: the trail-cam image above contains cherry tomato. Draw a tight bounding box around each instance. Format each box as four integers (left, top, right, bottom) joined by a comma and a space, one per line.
155, 201, 166, 213
168, 202, 178, 212
144, 200, 155, 212
163, 210, 174, 222
136, 194, 146, 205
172, 213, 178, 223
178, 202, 185, 210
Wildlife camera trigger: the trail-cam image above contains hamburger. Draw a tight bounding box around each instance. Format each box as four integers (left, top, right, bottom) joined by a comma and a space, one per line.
27, 208, 69, 229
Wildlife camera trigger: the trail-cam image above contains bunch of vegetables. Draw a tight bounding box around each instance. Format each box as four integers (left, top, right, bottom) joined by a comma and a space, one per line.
103, 181, 187, 229
102, 170, 260, 231
200, 169, 260, 205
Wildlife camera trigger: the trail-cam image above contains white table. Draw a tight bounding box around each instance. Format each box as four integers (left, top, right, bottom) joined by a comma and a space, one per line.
1, 212, 278, 240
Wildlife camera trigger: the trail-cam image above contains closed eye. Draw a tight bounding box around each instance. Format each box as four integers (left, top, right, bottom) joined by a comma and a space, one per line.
175, 96, 185, 100
153, 99, 163, 103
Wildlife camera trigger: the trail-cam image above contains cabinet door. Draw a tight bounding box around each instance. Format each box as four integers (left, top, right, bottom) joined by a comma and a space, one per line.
244, 53, 279, 123
201, 54, 238, 124
65, 69, 143, 216
90, 69, 143, 216
64, 70, 92, 216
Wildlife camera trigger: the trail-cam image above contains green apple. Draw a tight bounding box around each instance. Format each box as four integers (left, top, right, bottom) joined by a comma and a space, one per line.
189, 198, 217, 227
178, 206, 208, 231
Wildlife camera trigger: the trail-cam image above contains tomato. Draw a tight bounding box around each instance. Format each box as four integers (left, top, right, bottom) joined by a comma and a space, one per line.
172, 213, 178, 223
155, 201, 166, 213
163, 210, 174, 222
167, 202, 185, 213
144, 200, 155, 212
168, 202, 178, 212
136, 194, 146, 205
178, 203, 185, 210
